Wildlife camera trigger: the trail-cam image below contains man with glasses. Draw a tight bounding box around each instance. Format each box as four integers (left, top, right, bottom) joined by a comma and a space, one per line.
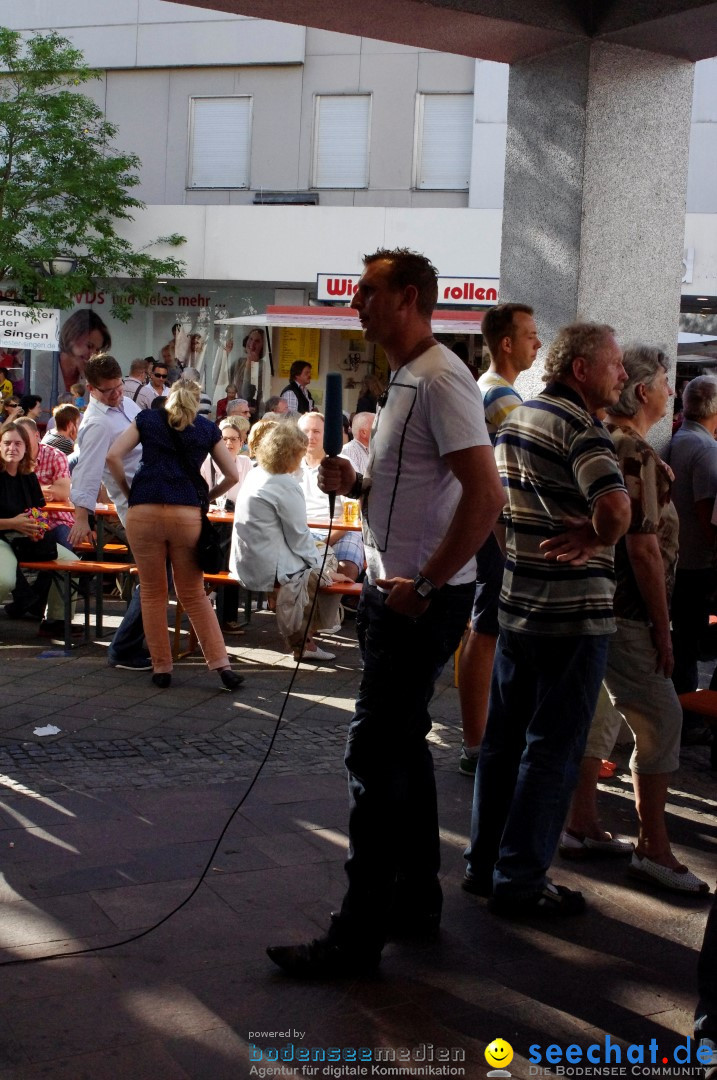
225, 398, 252, 421
69, 354, 150, 670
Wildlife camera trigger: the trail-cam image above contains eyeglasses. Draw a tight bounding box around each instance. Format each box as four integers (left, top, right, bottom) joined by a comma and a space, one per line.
94, 382, 123, 396
222, 435, 241, 443
153, 372, 168, 380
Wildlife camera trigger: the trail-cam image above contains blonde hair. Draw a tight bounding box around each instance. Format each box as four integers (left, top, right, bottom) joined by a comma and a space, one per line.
256, 421, 307, 474
166, 379, 200, 431
247, 418, 278, 459
220, 416, 250, 439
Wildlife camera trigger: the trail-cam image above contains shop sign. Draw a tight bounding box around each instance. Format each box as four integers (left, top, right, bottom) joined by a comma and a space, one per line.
0, 305, 59, 351
316, 273, 499, 305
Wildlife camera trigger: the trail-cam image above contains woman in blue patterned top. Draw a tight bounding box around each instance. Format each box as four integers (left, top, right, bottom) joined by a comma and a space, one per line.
107, 380, 243, 691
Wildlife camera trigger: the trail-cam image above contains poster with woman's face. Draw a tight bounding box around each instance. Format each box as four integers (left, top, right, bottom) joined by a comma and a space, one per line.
58, 308, 112, 392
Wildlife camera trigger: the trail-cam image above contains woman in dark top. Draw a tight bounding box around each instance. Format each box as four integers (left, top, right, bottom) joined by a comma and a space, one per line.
107, 380, 242, 691
355, 373, 386, 414
0, 422, 77, 631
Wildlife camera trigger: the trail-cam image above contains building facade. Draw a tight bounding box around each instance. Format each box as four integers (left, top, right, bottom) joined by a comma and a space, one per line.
2, 0, 716, 405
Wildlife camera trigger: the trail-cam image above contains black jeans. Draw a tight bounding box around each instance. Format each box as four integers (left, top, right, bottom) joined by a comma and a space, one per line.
671, 567, 717, 694
330, 580, 473, 952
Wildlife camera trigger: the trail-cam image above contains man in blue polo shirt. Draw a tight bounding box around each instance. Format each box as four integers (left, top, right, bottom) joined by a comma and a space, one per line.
464, 322, 631, 918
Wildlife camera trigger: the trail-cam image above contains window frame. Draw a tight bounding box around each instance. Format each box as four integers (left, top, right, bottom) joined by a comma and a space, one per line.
187, 94, 253, 190
412, 91, 473, 192
311, 93, 372, 190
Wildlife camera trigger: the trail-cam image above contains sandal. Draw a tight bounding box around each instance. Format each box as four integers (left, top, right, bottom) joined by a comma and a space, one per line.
629, 853, 710, 894
559, 829, 634, 860
488, 880, 586, 918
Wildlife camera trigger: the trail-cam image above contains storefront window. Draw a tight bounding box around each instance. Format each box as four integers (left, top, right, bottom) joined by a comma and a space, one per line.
27, 282, 275, 418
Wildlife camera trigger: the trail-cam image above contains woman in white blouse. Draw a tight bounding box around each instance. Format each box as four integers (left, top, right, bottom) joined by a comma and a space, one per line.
230, 421, 348, 661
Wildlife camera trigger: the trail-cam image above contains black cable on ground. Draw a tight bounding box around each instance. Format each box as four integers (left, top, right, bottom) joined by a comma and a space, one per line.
0, 530, 337, 967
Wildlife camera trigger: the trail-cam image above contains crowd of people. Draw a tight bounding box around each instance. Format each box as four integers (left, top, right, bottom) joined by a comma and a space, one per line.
1, 248, 717, 1055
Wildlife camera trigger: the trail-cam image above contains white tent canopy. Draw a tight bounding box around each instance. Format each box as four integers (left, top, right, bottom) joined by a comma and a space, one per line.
215, 304, 485, 336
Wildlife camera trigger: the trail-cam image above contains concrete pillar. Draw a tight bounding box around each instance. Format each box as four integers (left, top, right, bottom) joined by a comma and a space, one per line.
503, 42, 694, 444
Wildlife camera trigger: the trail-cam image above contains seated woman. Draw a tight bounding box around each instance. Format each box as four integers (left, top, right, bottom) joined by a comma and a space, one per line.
0, 398, 22, 425
215, 384, 237, 422
0, 422, 78, 635
200, 416, 253, 634
202, 418, 252, 511
106, 379, 244, 691
230, 422, 349, 662
561, 345, 708, 893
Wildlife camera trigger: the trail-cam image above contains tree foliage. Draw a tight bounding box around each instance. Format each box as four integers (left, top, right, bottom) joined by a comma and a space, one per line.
0, 28, 185, 320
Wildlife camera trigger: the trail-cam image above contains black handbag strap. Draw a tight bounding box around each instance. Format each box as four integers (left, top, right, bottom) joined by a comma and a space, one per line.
163, 415, 210, 510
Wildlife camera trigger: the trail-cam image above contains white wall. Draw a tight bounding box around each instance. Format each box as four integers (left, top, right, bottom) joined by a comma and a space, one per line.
114, 204, 503, 282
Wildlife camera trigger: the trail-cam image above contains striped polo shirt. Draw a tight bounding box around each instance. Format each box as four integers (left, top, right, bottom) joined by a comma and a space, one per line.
496, 382, 627, 636
478, 370, 522, 444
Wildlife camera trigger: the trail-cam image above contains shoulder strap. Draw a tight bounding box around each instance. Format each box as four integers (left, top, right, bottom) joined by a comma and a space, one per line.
132, 382, 143, 402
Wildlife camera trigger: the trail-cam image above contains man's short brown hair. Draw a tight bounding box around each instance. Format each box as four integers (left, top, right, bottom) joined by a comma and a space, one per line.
85, 354, 122, 387
363, 247, 439, 318
53, 404, 81, 431
481, 303, 534, 359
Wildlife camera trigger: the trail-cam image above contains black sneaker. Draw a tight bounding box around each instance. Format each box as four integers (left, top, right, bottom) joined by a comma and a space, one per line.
488, 881, 585, 918
461, 871, 493, 898
267, 937, 380, 978
108, 656, 152, 671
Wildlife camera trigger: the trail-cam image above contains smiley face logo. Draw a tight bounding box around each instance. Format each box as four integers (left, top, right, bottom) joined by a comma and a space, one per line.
485, 1039, 514, 1070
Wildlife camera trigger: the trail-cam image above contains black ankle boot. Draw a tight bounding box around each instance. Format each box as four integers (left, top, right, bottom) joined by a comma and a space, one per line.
152, 673, 171, 689
219, 668, 244, 691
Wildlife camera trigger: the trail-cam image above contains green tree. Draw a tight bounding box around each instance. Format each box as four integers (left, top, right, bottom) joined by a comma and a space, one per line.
0, 27, 185, 320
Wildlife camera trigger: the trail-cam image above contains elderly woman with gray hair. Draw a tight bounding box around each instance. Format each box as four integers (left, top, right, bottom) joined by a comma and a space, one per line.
561, 346, 708, 893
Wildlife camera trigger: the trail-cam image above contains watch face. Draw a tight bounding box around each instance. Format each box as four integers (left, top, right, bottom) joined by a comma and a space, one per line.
414, 576, 432, 598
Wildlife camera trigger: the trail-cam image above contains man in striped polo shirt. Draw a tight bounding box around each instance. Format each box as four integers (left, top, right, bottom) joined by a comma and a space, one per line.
464, 322, 631, 918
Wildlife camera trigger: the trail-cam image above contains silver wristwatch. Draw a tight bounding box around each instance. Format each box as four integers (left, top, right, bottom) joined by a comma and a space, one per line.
413, 574, 438, 600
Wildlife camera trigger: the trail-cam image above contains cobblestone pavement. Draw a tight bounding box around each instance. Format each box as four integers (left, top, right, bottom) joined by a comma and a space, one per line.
0, 605, 468, 794
0, 602, 715, 810
0, 603, 715, 1078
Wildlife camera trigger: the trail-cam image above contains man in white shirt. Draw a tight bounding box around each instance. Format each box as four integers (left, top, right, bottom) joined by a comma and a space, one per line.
268, 247, 504, 978
298, 412, 363, 582
341, 411, 372, 473
69, 354, 150, 670
280, 361, 315, 415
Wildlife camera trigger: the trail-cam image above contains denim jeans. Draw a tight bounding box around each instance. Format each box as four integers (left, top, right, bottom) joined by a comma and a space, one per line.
466, 627, 609, 899
330, 580, 473, 951
107, 581, 146, 664
48, 524, 73, 553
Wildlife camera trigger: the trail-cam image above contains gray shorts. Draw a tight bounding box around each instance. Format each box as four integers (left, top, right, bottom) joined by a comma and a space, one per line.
585, 619, 682, 774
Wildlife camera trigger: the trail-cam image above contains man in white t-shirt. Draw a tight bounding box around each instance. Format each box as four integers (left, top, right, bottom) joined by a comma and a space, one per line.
268, 247, 504, 978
